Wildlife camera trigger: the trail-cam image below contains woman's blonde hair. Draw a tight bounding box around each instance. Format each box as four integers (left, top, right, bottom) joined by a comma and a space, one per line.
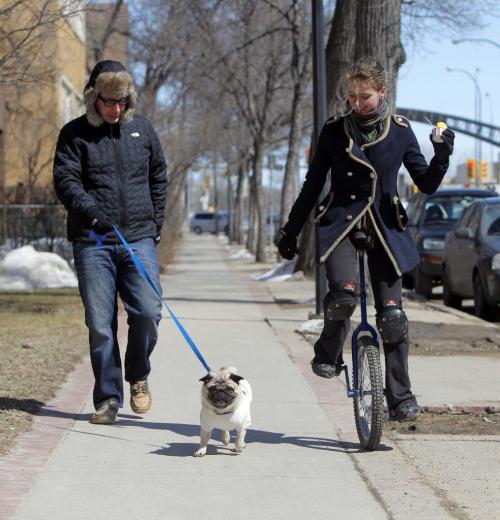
347, 57, 386, 91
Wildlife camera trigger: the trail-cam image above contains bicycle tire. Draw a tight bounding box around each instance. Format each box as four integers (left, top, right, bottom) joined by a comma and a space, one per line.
353, 335, 384, 450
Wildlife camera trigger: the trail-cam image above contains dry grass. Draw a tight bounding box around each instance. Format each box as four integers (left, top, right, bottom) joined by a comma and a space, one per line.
0, 289, 88, 456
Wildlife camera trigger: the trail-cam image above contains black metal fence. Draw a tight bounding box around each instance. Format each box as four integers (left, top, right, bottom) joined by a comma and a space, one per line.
0, 204, 69, 259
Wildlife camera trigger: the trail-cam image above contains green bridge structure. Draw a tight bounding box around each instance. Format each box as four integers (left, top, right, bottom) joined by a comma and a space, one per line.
397, 108, 500, 147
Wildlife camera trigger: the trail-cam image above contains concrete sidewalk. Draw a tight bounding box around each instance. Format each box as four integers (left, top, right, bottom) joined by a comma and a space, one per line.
3, 234, 499, 520
259, 256, 500, 411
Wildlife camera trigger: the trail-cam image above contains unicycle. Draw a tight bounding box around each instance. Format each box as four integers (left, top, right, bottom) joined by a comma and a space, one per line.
342, 249, 385, 450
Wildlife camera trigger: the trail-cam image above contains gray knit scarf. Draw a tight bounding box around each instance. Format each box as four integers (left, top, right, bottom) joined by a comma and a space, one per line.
346, 98, 389, 146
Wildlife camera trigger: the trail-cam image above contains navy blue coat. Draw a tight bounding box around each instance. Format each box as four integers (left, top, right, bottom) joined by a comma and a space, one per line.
53, 114, 167, 243
283, 114, 448, 276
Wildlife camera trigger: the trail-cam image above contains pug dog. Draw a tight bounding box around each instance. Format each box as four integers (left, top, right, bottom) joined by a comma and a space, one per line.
193, 367, 252, 457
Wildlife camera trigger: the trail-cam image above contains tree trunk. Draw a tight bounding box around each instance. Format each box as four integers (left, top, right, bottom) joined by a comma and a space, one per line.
295, 0, 358, 276
325, 0, 358, 117
354, 0, 405, 111
246, 190, 257, 254
233, 161, 246, 244
280, 90, 305, 231
251, 141, 266, 262
279, 3, 311, 231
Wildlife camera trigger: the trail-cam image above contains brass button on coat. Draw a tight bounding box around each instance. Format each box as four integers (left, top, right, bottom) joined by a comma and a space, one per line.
347, 171, 353, 177
346, 215, 353, 221
350, 194, 356, 200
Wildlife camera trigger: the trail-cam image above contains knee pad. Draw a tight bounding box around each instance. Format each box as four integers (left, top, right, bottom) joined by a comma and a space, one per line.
325, 281, 357, 321
376, 304, 408, 344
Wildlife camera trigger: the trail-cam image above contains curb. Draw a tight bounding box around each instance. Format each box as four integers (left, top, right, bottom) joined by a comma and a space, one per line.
422, 404, 500, 414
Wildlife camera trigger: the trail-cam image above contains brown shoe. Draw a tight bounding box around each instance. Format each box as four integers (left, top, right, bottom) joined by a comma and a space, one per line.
90, 398, 119, 425
130, 380, 152, 414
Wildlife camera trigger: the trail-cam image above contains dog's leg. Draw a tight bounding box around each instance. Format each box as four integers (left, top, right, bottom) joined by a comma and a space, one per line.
193, 428, 212, 457
234, 428, 247, 452
221, 430, 230, 445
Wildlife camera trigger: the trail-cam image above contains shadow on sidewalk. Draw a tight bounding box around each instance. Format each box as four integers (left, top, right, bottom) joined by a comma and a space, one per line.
0, 397, 45, 414
10, 409, 392, 455
111, 421, 393, 456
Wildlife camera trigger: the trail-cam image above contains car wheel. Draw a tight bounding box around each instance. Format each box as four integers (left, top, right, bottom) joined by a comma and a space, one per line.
414, 267, 433, 298
193, 226, 202, 235
442, 267, 462, 309
473, 272, 496, 321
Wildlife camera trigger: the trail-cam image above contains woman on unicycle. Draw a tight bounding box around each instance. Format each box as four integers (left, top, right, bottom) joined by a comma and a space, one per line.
278, 57, 455, 424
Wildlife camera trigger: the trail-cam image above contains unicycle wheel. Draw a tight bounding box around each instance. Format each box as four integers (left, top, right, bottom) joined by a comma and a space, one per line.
353, 335, 384, 450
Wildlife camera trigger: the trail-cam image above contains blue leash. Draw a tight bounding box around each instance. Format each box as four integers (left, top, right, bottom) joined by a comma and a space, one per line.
90, 226, 211, 373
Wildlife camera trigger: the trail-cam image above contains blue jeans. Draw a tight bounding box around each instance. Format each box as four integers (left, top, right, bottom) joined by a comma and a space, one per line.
73, 238, 162, 409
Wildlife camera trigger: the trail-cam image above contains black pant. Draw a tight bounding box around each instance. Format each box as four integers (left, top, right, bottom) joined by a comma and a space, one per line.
314, 235, 416, 412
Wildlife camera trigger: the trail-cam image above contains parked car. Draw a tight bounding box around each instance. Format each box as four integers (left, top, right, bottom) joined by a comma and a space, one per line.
404, 187, 498, 297
442, 197, 500, 319
190, 211, 229, 234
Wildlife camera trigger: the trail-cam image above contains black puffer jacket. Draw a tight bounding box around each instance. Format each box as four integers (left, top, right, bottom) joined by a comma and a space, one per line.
53, 114, 167, 243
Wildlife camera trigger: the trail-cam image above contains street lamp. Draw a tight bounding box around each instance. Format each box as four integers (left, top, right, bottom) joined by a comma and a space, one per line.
452, 38, 500, 50
485, 92, 495, 181
446, 67, 482, 186
311, 0, 328, 317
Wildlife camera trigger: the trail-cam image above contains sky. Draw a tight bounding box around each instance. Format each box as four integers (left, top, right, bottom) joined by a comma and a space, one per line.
396, 15, 500, 178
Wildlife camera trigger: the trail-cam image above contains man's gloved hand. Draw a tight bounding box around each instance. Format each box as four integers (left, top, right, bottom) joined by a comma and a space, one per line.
431, 128, 455, 165
86, 207, 113, 235
278, 230, 297, 260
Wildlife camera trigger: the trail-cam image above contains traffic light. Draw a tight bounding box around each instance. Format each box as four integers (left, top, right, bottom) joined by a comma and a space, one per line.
203, 173, 210, 191
467, 159, 477, 180
480, 160, 487, 180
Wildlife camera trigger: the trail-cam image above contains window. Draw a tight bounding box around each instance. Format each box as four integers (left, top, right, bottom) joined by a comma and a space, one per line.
61, 0, 85, 42
481, 205, 500, 236
420, 195, 487, 225
61, 77, 83, 124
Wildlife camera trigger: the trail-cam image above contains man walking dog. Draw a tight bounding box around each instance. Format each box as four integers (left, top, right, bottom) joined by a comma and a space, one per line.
54, 60, 168, 424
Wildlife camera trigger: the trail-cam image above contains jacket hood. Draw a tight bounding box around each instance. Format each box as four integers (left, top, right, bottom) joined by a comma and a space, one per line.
84, 62, 137, 127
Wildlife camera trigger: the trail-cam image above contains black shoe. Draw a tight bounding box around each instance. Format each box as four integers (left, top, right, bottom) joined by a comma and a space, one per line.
310, 359, 343, 378
391, 401, 421, 422
90, 398, 119, 425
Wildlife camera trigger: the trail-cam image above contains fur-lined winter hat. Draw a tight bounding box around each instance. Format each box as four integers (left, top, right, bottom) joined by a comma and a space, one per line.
83, 60, 137, 126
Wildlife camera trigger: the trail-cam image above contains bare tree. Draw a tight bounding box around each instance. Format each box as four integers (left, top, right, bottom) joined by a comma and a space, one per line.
85, 0, 127, 73
0, 0, 84, 85
187, 0, 293, 261
263, 1, 313, 234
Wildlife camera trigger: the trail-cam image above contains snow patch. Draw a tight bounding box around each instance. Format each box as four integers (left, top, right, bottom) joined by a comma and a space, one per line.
229, 248, 255, 260
295, 319, 323, 335
0, 245, 78, 291
252, 258, 297, 282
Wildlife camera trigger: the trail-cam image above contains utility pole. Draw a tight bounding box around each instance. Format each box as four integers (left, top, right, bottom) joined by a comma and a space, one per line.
311, 0, 328, 316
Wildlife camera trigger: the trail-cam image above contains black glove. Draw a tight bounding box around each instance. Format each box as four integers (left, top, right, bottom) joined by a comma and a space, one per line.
430, 128, 455, 165
278, 230, 297, 260
86, 207, 113, 235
